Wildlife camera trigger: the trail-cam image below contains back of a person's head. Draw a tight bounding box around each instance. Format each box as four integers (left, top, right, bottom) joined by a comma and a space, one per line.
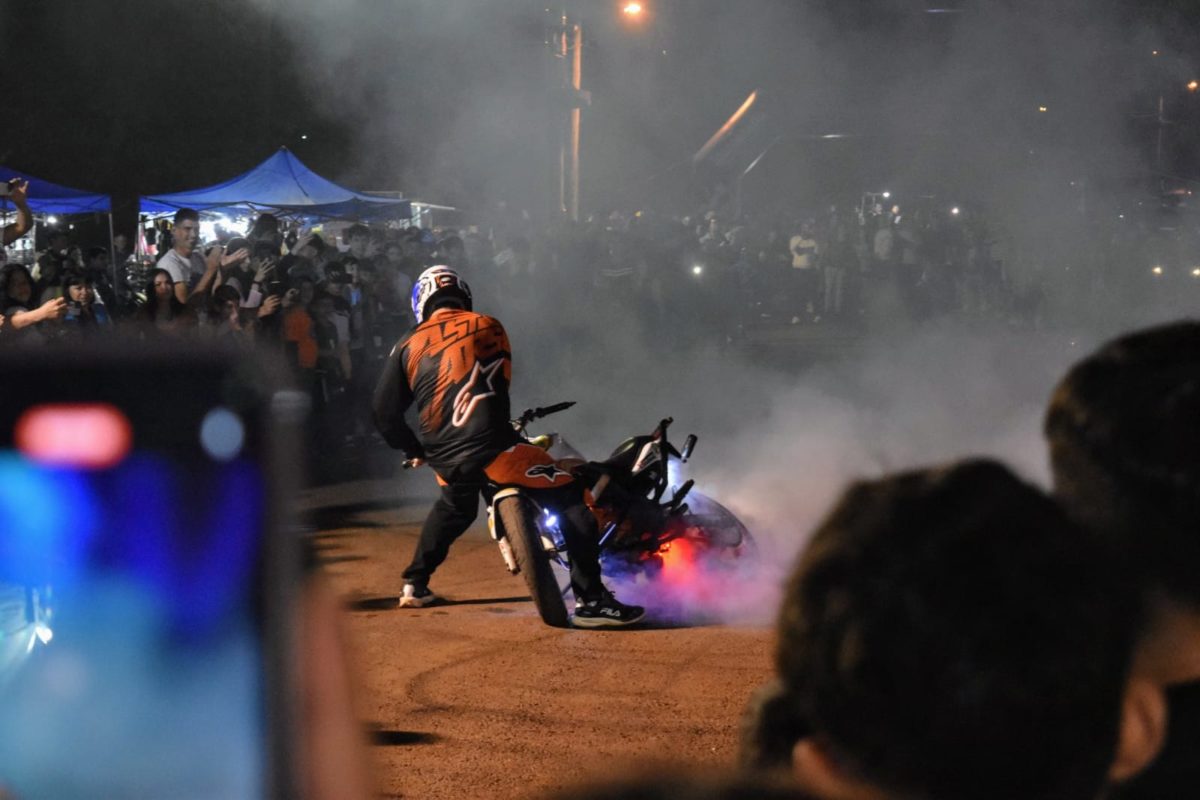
777, 459, 1138, 800
1045, 321, 1200, 610
251, 212, 279, 234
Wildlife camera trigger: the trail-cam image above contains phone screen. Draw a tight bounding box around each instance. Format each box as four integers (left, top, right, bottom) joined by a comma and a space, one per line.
0, 346, 299, 799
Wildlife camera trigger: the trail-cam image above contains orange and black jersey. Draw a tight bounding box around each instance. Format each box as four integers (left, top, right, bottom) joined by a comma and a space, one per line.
372, 307, 521, 473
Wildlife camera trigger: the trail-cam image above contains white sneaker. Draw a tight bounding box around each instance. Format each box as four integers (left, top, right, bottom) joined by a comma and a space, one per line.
398, 584, 438, 608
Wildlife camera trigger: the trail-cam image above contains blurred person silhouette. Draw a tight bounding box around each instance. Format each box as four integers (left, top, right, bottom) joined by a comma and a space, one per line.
0, 264, 66, 341
297, 572, 375, 800
742, 459, 1164, 800
788, 219, 820, 322
1045, 321, 1200, 800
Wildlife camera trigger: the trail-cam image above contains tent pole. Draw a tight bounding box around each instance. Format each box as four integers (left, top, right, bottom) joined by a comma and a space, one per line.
107, 212, 118, 302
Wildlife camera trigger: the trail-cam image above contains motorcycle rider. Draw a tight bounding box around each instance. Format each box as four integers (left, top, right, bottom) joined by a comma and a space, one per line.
372, 265, 646, 628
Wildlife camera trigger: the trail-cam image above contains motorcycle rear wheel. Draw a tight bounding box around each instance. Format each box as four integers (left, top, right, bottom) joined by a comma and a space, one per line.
497, 496, 570, 628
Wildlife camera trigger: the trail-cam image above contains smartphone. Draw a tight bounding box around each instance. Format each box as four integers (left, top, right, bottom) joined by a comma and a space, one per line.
0, 342, 304, 799
0, 180, 15, 198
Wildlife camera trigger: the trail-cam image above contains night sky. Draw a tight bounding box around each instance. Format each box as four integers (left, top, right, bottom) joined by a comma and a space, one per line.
2, 0, 1199, 228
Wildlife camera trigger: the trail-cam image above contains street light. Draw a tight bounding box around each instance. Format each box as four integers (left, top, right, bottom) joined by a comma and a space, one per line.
1188, 80, 1199, 92
555, 3, 644, 221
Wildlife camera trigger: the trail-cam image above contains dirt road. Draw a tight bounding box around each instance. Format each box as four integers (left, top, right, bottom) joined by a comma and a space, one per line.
304, 479, 776, 800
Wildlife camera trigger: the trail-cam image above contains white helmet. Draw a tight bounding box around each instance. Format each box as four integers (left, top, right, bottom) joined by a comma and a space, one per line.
411, 265, 472, 324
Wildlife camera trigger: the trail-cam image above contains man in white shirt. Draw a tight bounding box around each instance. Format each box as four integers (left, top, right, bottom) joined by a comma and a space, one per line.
158, 208, 248, 304
157, 208, 206, 303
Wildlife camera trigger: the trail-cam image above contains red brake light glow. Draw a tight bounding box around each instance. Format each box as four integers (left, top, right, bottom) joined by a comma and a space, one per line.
15, 404, 133, 469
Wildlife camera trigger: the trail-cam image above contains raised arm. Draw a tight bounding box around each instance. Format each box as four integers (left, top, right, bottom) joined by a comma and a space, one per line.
2, 180, 33, 247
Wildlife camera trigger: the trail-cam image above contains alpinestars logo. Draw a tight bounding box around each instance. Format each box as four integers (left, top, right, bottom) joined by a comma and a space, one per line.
525, 463, 571, 482
451, 359, 503, 428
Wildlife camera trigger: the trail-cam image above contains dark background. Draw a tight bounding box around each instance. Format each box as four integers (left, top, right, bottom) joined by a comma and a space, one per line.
2, 0, 1199, 229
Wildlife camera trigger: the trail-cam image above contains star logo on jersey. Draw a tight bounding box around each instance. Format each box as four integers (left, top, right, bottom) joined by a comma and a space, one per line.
451, 358, 504, 428
525, 463, 572, 482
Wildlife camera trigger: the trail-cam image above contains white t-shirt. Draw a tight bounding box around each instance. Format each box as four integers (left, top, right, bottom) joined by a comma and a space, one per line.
159, 249, 206, 287
789, 236, 819, 270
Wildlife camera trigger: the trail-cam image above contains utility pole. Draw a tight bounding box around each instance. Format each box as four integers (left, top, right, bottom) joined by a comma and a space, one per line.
569, 21, 582, 222
557, 13, 583, 221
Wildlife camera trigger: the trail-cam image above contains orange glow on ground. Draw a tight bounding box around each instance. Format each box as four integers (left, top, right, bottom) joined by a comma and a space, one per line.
658, 535, 706, 585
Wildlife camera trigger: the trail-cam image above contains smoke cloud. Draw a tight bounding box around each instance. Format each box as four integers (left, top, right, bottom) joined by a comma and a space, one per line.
249, 0, 1191, 625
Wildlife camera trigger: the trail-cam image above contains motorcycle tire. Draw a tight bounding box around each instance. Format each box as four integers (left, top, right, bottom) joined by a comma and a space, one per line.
497, 495, 570, 628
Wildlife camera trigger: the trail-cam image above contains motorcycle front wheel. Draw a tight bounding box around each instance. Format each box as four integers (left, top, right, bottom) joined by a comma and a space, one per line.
496, 496, 570, 628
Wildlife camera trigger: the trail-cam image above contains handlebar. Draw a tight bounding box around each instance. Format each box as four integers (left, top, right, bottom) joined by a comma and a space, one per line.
515, 401, 576, 429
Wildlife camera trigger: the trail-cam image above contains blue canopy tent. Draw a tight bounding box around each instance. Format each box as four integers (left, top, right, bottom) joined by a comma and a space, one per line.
0, 166, 112, 215
139, 148, 411, 222
0, 167, 115, 285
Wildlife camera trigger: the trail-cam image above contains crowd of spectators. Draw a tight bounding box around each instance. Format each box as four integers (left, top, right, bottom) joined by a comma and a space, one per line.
6, 178, 1200, 800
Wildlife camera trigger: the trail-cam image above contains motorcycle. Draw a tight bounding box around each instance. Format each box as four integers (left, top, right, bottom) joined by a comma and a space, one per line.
483, 402, 755, 627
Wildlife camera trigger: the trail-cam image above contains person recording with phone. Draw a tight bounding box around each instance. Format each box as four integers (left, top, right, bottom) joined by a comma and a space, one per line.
1, 179, 32, 247
58, 271, 111, 336
0, 264, 66, 341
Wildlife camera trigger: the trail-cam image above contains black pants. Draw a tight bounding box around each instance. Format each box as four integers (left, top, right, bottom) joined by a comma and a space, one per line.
402, 480, 604, 601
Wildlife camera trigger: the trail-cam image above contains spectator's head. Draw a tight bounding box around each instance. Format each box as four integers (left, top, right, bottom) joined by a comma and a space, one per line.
776, 460, 1162, 800
62, 271, 94, 306
37, 252, 64, 284
295, 278, 316, 307
296, 233, 326, 262
46, 230, 69, 254
309, 292, 335, 321
225, 237, 251, 262
1045, 322, 1200, 613
436, 234, 466, 269
358, 258, 378, 289
1, 264, 35, 308
210, 284, 241, 323
322, 262, 348, 295
148, 268, 175, 305
113, 233, 129, 254
344, 224, 370, 255
172, 209, 201, 255
85, 246, 109, 273
339, 255, 360, 285
385, 242, 404, 265
249, 213, 281, 246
